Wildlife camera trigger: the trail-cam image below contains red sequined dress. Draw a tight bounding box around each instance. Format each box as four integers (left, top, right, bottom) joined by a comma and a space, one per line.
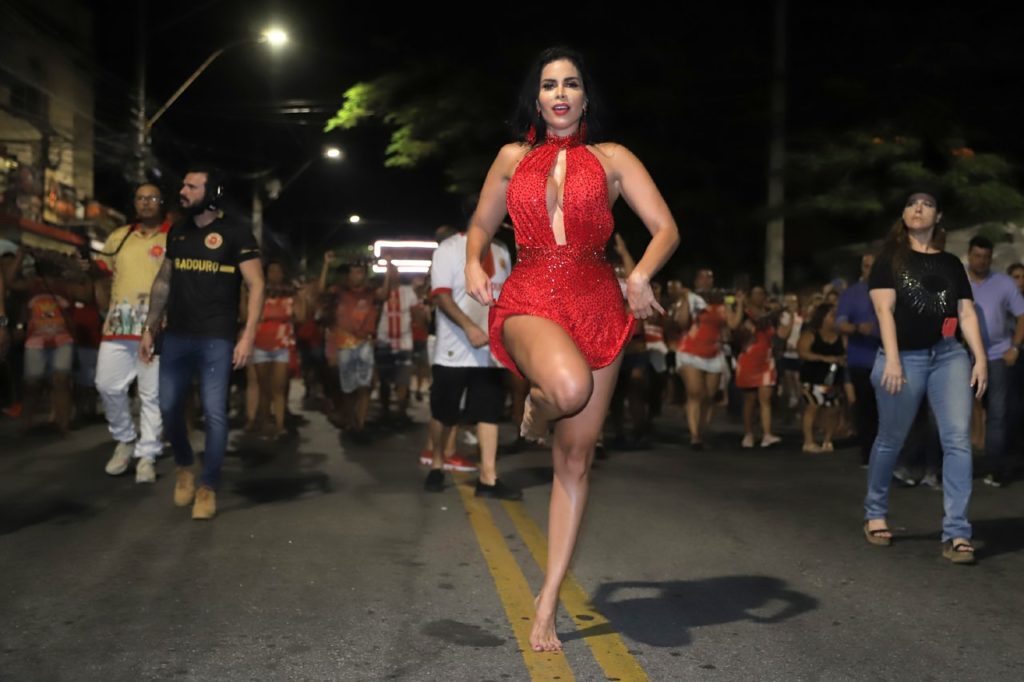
489, 130, 637, 378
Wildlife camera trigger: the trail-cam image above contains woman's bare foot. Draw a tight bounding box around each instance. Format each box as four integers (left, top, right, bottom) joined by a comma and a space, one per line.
520, 395, 549, 444
530, 592, 562, 653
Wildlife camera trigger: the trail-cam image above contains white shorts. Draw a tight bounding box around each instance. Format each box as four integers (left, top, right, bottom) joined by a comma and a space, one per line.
676, 351, 726, 374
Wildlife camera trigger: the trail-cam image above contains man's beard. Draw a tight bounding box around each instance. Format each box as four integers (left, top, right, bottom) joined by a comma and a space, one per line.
181, 198, 206, 217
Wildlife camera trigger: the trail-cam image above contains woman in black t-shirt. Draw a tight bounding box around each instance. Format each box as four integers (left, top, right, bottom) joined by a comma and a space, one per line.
864, 189, 987, 564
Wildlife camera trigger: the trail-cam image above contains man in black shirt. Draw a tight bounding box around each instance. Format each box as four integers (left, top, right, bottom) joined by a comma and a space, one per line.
140, 166, 264, 520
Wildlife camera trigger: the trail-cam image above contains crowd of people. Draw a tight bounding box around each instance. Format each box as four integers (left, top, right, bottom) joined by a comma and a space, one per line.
2, 44, 1022, 653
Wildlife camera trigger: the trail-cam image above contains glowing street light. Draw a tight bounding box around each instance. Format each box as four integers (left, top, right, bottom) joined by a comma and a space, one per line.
348, 215, 361, 224
261, 27, 288, 47
324, 147, 343, 160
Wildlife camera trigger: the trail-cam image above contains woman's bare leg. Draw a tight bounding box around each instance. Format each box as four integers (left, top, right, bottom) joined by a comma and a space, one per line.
502, 315, 613, 652
758, 385, 775, 438
702, 371, 720, 434
532, 358, 622, 652
821, 404, 838, 447
681, 366, 706, 443
51, 372, 71, 433
271, 361, 289, 435
244, 364, 259, 430
802, 401, 818, 446
743, 390, 757, 439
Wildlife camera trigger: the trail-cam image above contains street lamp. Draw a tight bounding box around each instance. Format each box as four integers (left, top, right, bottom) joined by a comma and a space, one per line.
144, 26, 289, 132
348, 215, 361, 224
274, 146, 343, 198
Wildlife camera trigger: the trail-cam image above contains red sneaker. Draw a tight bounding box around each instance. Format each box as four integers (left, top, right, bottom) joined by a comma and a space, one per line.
443, 454, 478, 472
418, 449, 433, 466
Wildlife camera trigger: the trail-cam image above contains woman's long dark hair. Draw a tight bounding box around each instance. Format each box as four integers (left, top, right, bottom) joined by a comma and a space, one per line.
880, 195, 945, 275
807, 302, 834, 333
511, 46, 606, 147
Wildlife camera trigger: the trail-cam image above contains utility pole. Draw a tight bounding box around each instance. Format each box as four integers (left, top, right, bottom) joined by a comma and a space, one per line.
764, 0, 787, 294
132, 0, 148, 184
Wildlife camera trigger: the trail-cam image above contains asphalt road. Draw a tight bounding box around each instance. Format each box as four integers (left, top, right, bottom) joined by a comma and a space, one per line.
2, 391, 1023, 681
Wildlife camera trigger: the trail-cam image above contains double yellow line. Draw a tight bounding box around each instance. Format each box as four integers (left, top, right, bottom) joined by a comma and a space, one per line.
455, 477, 649, 681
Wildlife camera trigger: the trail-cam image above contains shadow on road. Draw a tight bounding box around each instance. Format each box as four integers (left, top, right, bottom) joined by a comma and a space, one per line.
577, 576, 819, 647
970, 517, 1024, 561
0, 498, 98, 536
228, 430, 334, 508
502, 465, 553, 491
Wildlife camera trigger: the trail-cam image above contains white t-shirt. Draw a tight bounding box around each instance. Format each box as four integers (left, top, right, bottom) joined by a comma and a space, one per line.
430, 234, 511, 368
781, 311, 803, 359
376, 284, 418, 351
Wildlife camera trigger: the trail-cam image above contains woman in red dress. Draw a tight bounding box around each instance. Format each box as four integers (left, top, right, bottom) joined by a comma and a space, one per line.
246, 261, 304, 439
465, 47, 680, 652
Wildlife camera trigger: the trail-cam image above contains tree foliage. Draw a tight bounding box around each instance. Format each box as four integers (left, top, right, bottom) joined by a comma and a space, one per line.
787, 131, 1024, 227
325, 61, 512, 195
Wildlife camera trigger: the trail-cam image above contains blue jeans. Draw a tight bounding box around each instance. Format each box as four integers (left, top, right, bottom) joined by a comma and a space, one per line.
865, 338, 974, 541
983, 358, 1009, 474
159, 334, 234, 490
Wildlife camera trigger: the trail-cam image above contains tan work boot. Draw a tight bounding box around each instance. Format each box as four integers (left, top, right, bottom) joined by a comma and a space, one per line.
192, 486, 216, 520
174, 467, 196, 507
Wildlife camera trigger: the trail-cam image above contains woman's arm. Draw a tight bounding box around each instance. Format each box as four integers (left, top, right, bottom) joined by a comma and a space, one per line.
672, 297, 691, 329
725, 292, 746, 329
869, 288, 904, 394
603, 144, 680, 319
797, 329, 818, 361
317, 251, 335, 293
958, 298, 988, 398
604, 144, 679, 282
776, 311, 793, 339
465, 144, 526, 306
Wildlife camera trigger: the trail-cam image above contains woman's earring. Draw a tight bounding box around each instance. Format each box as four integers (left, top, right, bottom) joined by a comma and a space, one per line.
526, 125, 537, 145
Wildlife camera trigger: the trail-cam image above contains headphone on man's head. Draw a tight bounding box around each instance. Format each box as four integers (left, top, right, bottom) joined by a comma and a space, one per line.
186, 165, 226, 211
203, 171, 225, 211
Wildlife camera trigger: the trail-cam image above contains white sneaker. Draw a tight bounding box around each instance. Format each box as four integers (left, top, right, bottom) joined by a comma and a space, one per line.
105, 441, 135, 475
135, 458, 156, 484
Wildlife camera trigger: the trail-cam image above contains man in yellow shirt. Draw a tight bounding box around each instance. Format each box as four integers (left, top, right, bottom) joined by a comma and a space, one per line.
96, 183, 170, 483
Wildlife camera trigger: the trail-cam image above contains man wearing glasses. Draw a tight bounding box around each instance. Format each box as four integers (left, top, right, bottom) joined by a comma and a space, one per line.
95, 182, 171, 483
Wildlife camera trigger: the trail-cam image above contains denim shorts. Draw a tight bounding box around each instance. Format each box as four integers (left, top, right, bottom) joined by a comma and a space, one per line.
24, 344, 74, 380
252, 347, 290, 364
337, 342, 374, 393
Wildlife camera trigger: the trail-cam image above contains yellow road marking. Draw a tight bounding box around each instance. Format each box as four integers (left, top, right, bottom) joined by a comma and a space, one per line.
454, 480, 575, 681
502, 500, 651, 682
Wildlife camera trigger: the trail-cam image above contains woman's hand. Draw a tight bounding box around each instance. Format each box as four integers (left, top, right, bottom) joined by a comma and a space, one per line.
626, 273, 665, 321
465, 261, 494, 307
880, 358, 905, 395
971, 360, 988, 399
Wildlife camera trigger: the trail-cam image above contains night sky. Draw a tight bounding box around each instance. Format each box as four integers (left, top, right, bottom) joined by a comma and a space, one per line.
92, 2, 1024, 285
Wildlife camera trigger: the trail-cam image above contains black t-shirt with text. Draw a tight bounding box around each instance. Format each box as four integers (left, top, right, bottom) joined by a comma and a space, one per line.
868, 250, 972, 351
165, 216, 260, 339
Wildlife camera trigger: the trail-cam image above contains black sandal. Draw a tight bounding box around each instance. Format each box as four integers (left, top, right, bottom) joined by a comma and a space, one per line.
943, 539, 976, 564
863, 522, 893, 546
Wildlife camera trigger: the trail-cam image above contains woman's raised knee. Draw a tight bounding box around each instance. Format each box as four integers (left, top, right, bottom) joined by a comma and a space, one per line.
544, 369, 593, 417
